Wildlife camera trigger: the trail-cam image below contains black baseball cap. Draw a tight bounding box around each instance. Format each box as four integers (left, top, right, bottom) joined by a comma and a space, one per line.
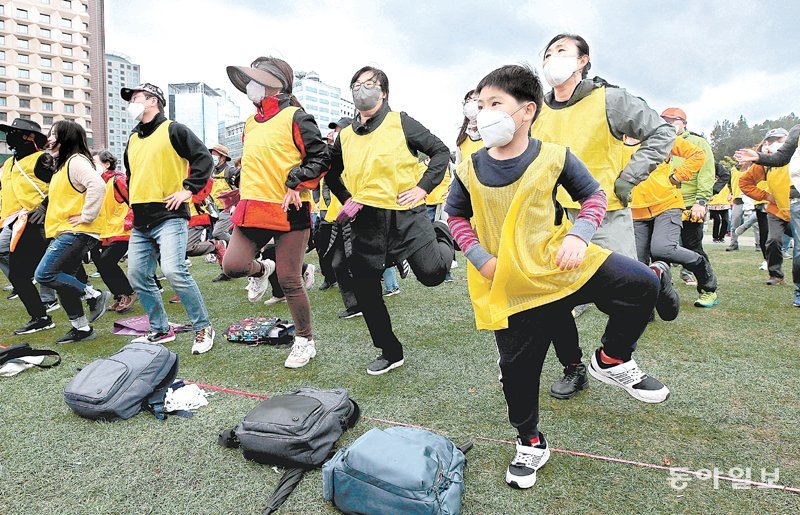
328, 117, 353, 130
121, 83, 165, 105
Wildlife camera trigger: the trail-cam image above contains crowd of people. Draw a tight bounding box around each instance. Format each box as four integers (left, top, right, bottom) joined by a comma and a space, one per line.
1, 32, 797, 490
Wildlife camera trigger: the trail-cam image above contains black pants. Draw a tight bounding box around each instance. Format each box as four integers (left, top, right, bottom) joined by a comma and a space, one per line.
710, 210, 729, 240
94, 241, 134, 297
8, 221, 50, 319
328, 227, 358, 312
349, 211, 454, 362
765, 213, 795, 280
756, 207, 769, 258
495, 253, 658, 439
313, 221, 337, 284
681, 219, 708, 261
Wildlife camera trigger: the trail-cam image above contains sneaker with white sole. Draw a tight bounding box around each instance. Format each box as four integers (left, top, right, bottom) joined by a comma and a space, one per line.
264, 296, 286, 306
367, 355, 404, 375
284, 337, 316, 368
191, 326, 215, 355
246, 258, 275, 302
759, 260, 768, 271
588, 349, 670, 403
505, 433, 550, 489
302, 263, 316, 289
44, 300, 61, 313
131, 329, 176, 344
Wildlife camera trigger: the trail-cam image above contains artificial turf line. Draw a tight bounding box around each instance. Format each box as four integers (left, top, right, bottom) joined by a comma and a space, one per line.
186, 380, 800, 495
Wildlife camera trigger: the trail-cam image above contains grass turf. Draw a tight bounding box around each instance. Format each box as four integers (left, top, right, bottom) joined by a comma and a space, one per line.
1, 242, 799, 513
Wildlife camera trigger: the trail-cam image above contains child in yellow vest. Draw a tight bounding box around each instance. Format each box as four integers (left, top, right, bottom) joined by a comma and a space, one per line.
34, 121, 110, 344
224, 57, 329, 368
326, 66, 455, 375
444, 65, 671, 490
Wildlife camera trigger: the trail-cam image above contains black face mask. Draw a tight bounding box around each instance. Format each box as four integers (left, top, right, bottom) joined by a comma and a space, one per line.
7, 132, 39, 159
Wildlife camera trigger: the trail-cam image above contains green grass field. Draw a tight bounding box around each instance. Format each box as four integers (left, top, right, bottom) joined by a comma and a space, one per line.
1, 241, 799, 513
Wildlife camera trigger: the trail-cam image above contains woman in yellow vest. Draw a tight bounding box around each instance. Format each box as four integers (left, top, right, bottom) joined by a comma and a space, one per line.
224, 56, 329, 369
444, 65, 670, 490
740, 128, 798, 289
0, 118, 56, 335
629, 135, 718, 305
708, 183, 731, 242
327, 65, 455, 375
91, 149, 137, 313
34, 121, 110, 344
727, 165, 746, 251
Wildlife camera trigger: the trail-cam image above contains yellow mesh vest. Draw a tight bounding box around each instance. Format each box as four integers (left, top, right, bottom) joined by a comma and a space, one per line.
458, 137, 484, 165
240, 107, 311, 204
8, 152, 49, 212
766, 165, 791, 219
99, 178, 131, 239
339, 112, 422, 210
323, 177, 344, 223
210, 168, 233, 209
1, 157, 24, 221
128, 120, 189, 205
45, 155, 106, 238
709, 185, 731, 206
731, 167, 742, 200
426, 163, 452, 206
457, 142, 611, 330
531, 87, 629, 211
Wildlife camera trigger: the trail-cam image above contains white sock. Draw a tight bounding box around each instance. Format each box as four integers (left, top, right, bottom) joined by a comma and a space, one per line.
82, 285, 101, 300
71, 316, 89, 331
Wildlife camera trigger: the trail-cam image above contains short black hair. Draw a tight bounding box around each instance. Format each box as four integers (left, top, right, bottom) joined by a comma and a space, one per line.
96, 149, 118, 170
350, 66, 389, 101
475, 64, 543, 116
543, 33, 592, 79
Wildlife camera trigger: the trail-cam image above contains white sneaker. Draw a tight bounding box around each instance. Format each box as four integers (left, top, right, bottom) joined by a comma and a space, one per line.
284, 337, 316, 368
505, 434, 550, 489
450, 259, 459, 269
191, 326, 215, 355
246, 258, 275, 302
185, 258, 192, 267
303, 264, 316, 289
759, 260, 768, 271
588, 350, 670, 403
204, 254, 218, 264
264, 296, 286, 306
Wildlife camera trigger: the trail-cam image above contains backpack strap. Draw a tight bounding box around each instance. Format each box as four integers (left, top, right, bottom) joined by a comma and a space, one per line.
218, 428, 240, 448
143, 355, 179, 421
0, 343, 61, 368
345, 398, 361, 429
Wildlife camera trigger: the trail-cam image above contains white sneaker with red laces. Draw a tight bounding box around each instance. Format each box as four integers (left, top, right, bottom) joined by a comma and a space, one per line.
505, 434, 550, 489
191, 326, 215, 355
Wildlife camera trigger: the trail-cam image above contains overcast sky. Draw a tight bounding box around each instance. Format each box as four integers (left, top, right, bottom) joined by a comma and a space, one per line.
106, 0, 799, 151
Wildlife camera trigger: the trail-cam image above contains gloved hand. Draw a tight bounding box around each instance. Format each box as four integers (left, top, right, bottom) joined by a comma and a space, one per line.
27, 204, 47, 224
335, 199, 363, 224
613, 177, 636, 208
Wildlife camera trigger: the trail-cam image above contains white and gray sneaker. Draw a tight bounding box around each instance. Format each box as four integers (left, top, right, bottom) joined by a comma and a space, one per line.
588, 349, 670, 403
246, 258, 276, 302
506, 433, 550, 489
284, 336, 316, 368
302, 264, 316, 289
191, 326, 215, 355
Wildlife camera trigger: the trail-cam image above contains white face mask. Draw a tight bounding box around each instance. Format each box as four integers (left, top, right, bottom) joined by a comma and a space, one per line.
246, 80, 267, 103
476, 104, 529, 148
543, 55, 580, 88
763, 141, 784, 154
127, 102, 146, 121
462, 100, 479, 122
212, 156, 220, 166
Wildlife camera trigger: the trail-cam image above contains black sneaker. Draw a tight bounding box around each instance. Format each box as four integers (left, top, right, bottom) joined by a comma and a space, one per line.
651, 261, 680, 321
14, 316, 55, 335
7, 290, 18, 300
338, 308, 363, 319
506, 433, 550, 489
87, 291, 111, 323
549, 363, 588, 399
212, 272, 232, 283
44, 300, 61, 313
56, 326, 97, 344
318, 279, 337, 291
367, 355, 405, 376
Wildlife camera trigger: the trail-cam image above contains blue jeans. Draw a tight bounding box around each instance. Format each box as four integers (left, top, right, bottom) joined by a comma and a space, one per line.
34, 232, 97, 320
383, 267, 399, 292
128, 218, 210, 332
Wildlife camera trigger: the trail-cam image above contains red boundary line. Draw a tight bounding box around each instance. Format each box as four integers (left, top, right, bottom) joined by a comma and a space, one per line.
187, 380, 800, 494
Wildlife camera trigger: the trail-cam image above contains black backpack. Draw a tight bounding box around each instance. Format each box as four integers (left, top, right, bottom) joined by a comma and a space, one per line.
219, 387, 360, 513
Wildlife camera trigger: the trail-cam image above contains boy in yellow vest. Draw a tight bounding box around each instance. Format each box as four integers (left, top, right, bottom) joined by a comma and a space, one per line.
445, 65, 671, 489
121, 83, 216, 354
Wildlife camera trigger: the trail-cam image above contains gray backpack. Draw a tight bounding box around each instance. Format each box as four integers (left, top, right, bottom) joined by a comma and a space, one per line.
63, 342, 178, 421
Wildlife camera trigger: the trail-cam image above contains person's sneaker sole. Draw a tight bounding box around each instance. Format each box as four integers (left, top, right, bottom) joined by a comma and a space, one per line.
14, 322, 56, 335
367, 358, 405, 376
131, 334, 176, 344
505, 448, 550, 489
340, 311, 363, 319
588, 354, 670, 404
694, 299, 719, 307
549, 378, 589, 400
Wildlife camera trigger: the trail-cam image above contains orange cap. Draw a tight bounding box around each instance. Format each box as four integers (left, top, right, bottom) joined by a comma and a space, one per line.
661, 107, 687, 122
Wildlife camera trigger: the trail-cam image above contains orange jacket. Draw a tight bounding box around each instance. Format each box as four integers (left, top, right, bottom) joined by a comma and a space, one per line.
739, 164, 789, 221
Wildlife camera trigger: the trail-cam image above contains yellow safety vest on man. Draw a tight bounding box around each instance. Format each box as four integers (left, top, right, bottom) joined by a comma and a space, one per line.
127, 120, 189, 205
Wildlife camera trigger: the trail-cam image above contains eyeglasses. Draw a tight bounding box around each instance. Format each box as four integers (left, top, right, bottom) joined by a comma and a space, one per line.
352, 80, 379, 91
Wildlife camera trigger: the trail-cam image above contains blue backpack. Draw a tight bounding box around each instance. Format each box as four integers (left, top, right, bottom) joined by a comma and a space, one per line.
322, 426, 471, 515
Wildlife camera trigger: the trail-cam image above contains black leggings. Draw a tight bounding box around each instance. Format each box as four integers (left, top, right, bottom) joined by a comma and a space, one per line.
710, 210, 729, 240
8, 221, 49, 319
